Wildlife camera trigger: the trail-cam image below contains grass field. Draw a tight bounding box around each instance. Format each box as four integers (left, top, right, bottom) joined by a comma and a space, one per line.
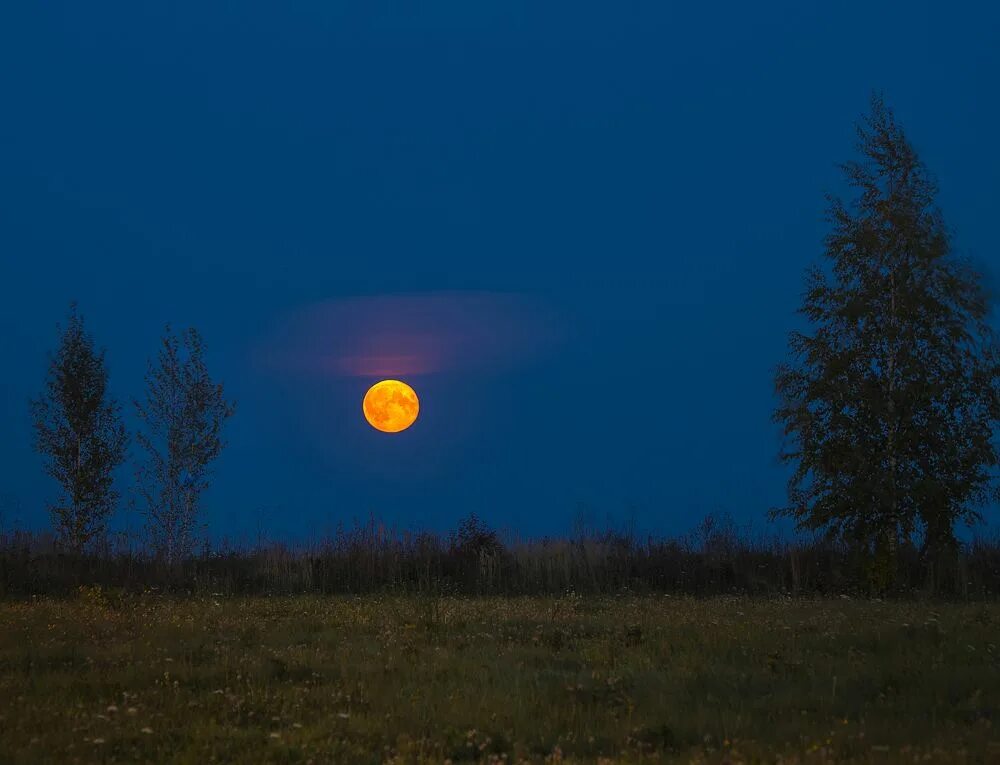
1, 592, 998, 763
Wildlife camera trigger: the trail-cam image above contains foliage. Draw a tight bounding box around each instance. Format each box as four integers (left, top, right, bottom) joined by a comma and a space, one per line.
3, 515, 999, 600
134, 326, 235, 564
774, 94, 1000, 591
29, 304, 128, 552
1, 594, 998, 763
451, 513, 503, 560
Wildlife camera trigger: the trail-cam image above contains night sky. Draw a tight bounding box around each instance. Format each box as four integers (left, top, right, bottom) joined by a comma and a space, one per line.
1, 2, 997, 542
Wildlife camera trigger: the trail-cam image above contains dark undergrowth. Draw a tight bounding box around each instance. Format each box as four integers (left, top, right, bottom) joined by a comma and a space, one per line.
2, 514, 999, 599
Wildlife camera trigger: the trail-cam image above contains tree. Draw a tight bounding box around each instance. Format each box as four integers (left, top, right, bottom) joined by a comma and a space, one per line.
773, 95, 1000, 591
30, 305, 128, 552
134, 326, 235, 563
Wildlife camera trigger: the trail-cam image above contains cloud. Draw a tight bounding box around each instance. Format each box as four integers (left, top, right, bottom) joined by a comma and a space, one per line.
257, 291, 563, 379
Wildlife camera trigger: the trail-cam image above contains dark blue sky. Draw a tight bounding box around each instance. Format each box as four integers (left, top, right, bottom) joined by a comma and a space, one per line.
1, 2, 998, 542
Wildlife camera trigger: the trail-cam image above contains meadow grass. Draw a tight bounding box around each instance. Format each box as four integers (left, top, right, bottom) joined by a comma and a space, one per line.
0, 592, 998, 763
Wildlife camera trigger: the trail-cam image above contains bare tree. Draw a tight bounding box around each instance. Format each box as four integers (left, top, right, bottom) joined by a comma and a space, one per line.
30, 304, 128, 552
134, 326, 235, 563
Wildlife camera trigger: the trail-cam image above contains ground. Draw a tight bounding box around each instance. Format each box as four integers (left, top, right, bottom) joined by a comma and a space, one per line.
0, 592, 997, 763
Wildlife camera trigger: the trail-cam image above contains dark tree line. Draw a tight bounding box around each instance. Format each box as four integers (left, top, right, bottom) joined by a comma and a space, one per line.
774, 95, 1000, 592
31, 312, 234, 559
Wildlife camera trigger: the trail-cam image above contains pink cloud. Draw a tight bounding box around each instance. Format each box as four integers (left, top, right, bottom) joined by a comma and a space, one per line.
257, 291, 563, 379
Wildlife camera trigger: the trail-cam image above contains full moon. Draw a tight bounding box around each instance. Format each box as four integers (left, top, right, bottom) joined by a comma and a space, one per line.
362, 379, 420, 433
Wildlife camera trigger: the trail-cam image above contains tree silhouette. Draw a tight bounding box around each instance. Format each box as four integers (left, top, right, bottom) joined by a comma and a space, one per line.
774, 94, 1000, 591
30, 304, 128, 551
134, 326, 235, 563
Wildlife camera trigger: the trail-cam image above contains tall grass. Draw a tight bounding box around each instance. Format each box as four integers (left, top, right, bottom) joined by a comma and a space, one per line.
2, 514, 998, 599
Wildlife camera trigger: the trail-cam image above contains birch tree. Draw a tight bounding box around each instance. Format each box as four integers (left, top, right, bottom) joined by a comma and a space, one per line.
31, 305, 128, 551
773, 95, 1000, 591
135, 326, 235, 562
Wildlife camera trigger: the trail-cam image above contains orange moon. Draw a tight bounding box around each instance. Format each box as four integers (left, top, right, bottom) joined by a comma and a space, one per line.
362, 379, 419, 433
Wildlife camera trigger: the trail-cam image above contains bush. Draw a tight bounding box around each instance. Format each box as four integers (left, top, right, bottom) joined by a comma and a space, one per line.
1, 514, 998, 599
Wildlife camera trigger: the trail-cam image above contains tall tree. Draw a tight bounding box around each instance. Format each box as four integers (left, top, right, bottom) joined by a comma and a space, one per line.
31, 304, 128, 551
774, 95, 1000, 591
134, 326, 235, 562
